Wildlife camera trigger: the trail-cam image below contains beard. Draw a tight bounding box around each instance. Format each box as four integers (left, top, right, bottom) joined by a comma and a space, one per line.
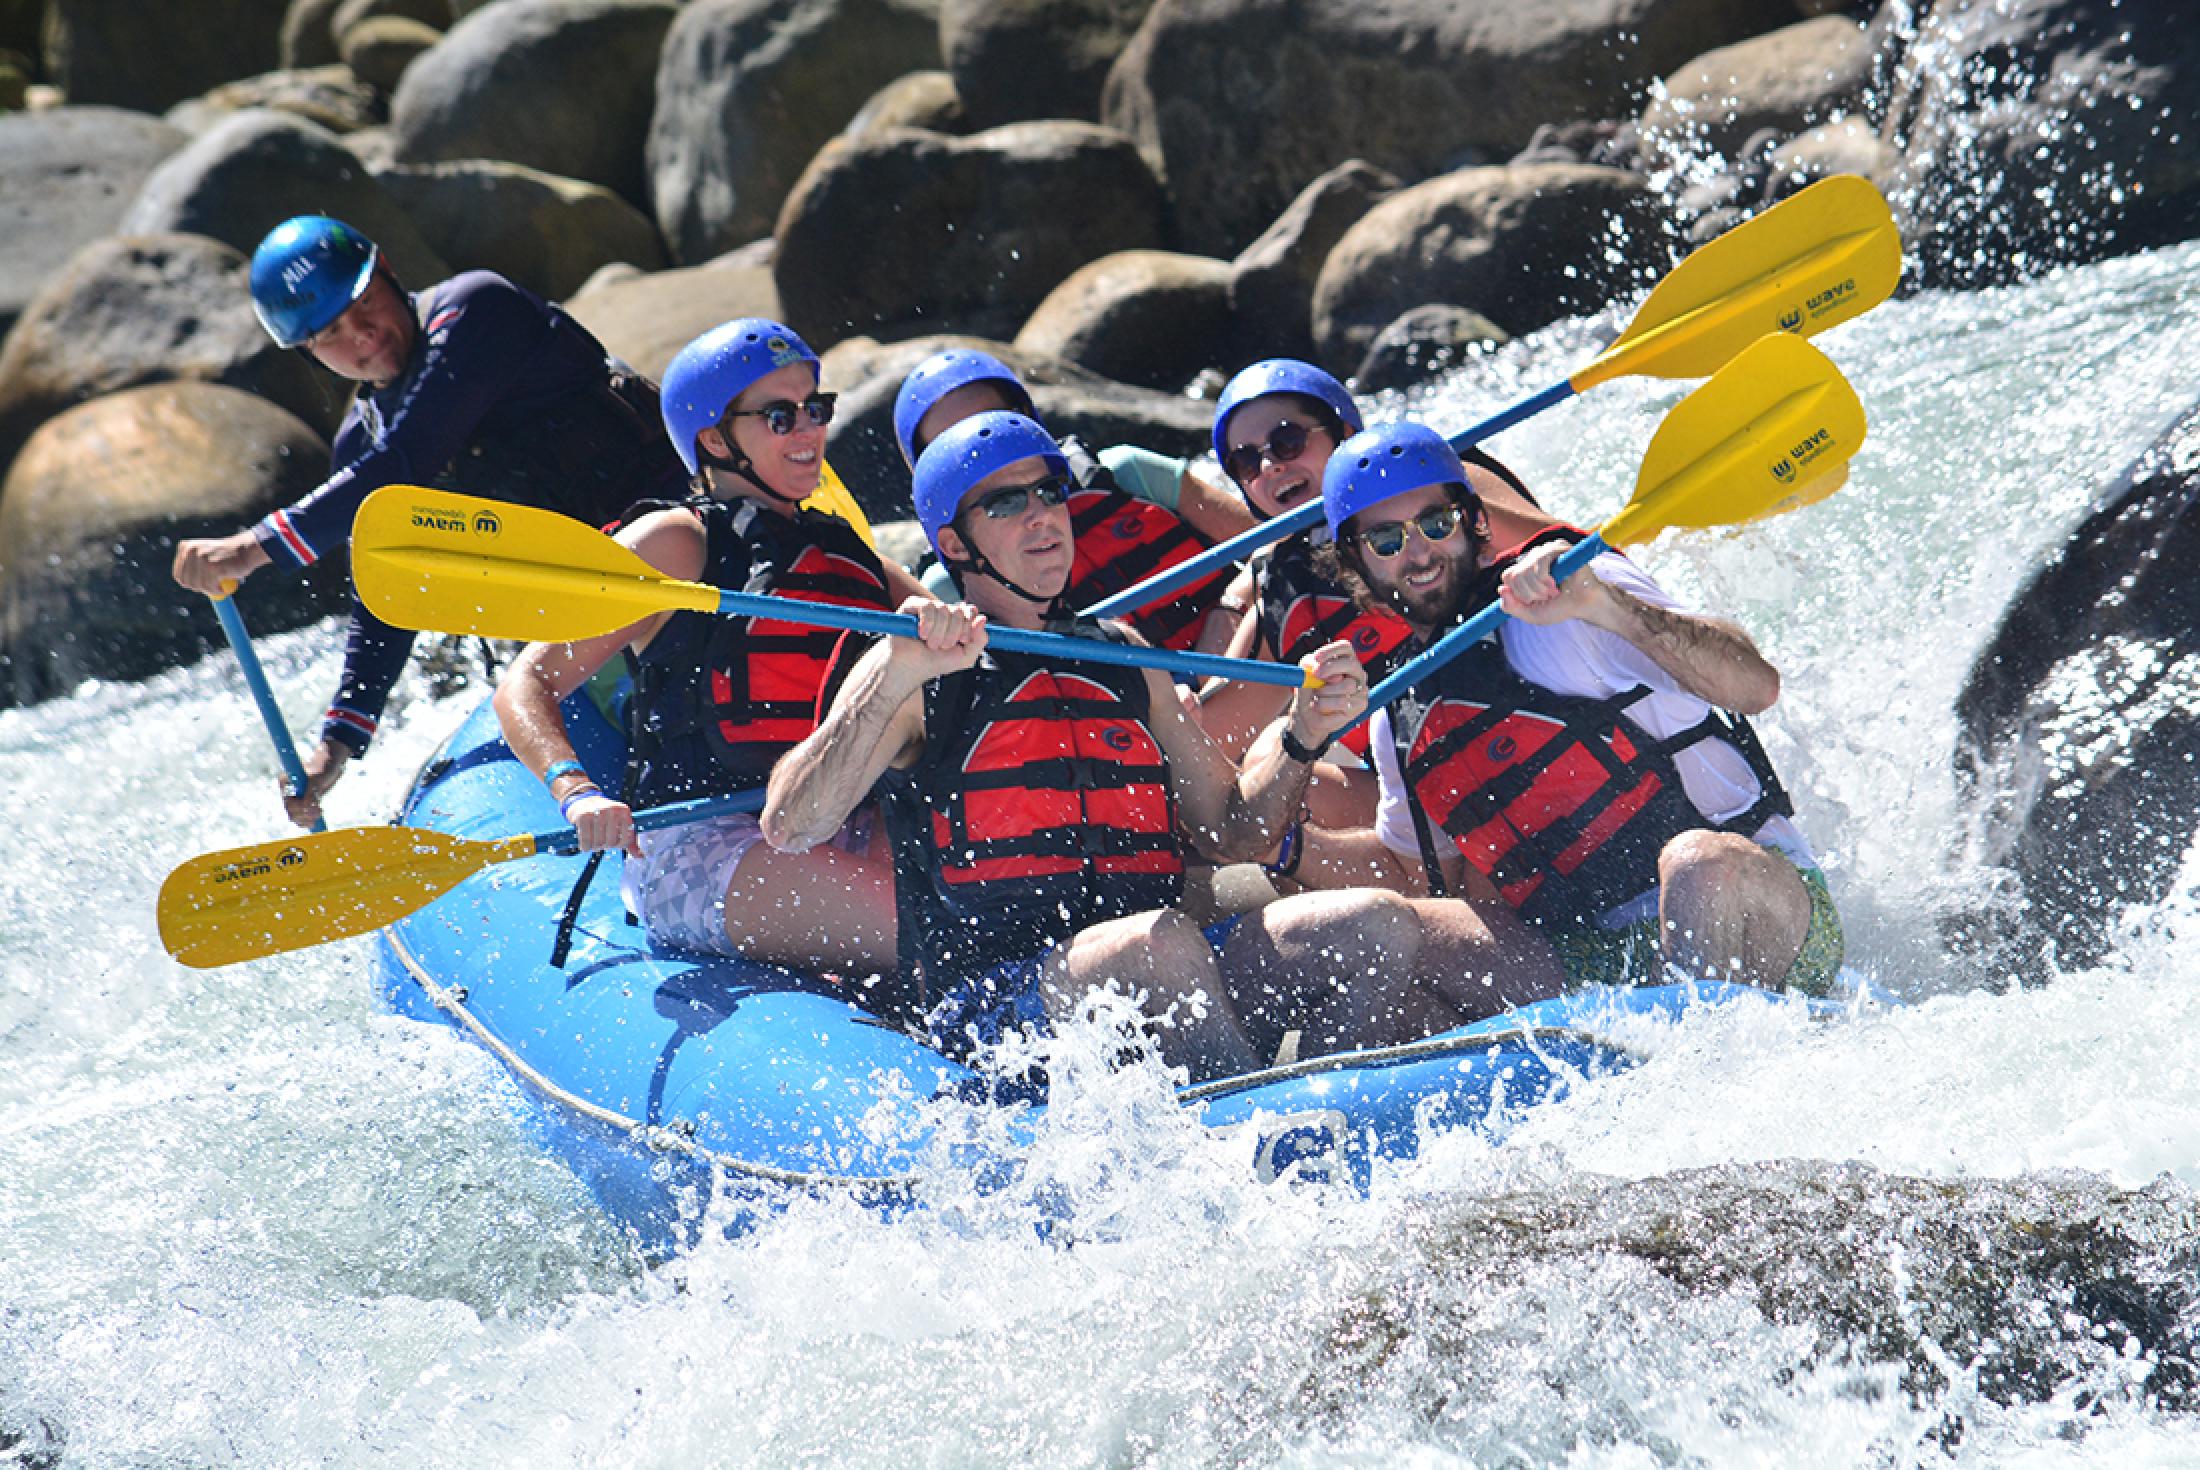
1369, 550, 1482, 631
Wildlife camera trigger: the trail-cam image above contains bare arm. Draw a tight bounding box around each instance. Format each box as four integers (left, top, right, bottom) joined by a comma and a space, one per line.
1501, 542, 1781, 714
1174, 463, 1259, 544
1190, 593, 1292, 758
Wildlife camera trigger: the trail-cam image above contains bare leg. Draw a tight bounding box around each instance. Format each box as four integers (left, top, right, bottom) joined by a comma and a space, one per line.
1404, 894, 1567, 1020
719, 841, 898, 979
1656, 831, 1811, 989
1041, 908, 1259, 1081
1219, 887, 1459, 1057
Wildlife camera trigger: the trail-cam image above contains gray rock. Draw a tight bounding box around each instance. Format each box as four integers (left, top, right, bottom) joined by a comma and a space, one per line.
1764, 116, 1899, 201
1102, 0, 1804, 256
281, 0, 351, 68
46, 0, 293, 111
120, 109, 450, 287
1351, 304, 1509, 396
1313, 163, 1667, 372
560, 258, 783, 380
373, 159, 665, 301
648, 0, 941, 264
0, 107, 189, 342
0, 383, 342, 707
774, 121, 1166, 349
341, 15, 445, 91
1013, 249, 1235, 391
163, 65, 386, 136
842, 69, 966, 141
1229, 158, 1400, 365
1638, 15, 1873, 166
390, 0, 676, 210
332, 0, 452, 41
940, 0, 1153, 129
0, 233, 341, 478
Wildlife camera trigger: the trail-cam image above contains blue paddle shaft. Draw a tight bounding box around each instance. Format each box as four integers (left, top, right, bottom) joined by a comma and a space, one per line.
538, 789, 766, 857
1077, 380, 1582, 620
211, 592, 325, 834
709, 587, 1308, 689
1361, 534, 1609, 716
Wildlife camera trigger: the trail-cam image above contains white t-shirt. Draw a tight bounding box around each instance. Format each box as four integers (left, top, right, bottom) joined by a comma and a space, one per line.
1370, 552, 1814, 926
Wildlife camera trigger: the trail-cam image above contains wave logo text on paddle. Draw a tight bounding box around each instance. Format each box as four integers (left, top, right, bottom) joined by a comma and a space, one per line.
409, 504, 470, 535
211, 846, 306, 885
1770, 426, 1836, 485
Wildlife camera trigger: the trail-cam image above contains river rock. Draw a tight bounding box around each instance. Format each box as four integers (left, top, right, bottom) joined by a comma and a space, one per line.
1229, 159, 1400, 365
120, 110, 450, 287
648, 0, 941, 265
1313, 163, 1665, 373
373, 159, 665, 300
164, 65, 386, 136
1, 107, 191, 345
333, 0, 453, 39
1103, 0, 1804, 256
0, 383, 340, 708
0, 233, 339, 478
842, 70, 966, 141
1950, 400, 2200, 977
818, 333, 1210, 514
1013, 249, 1234, 391
1881, 0, 2200, 286
1352, 304, 1509, 396
775, 121, 1166, 348
560, 259, 782, 379
1763, 116, 1899, 200
1637, 15, 1873, 165
389, 0, 676, 210
941, 0, 1152, 129
342, 16, 446, 90
281, 0, 350, 67
45, 0, 293, 111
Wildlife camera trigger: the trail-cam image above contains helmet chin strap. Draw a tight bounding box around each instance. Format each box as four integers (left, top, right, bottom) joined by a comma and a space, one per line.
698, 437, 805, 505
942, 536, 1071, 621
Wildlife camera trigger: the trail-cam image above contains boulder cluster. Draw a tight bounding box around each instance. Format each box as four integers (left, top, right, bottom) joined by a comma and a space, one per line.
0, 0, 2192, 703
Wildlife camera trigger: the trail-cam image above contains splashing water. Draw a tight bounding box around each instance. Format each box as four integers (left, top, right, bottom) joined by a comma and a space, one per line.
7, 240, 2200, 1466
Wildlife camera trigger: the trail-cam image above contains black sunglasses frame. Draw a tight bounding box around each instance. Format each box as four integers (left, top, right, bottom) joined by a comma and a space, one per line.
724, 392, 838, 436
1222, 418, 1322, 486
1351, 504, 1469, 560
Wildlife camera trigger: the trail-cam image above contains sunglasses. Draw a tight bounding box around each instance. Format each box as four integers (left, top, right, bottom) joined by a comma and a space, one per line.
969, 474, 1072, 521
725, 392, 837, 435
1353, 504, 1467, 560
1222, 419, 1319, 485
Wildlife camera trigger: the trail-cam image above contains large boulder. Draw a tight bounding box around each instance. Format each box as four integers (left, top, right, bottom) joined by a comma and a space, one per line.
1102, 0, 1801, 256
45, 0, 293, 111
1352, 304, 1509, 396
774, 121, 1167, 348
0, 233, 339, 478
341, 15, 446, 91
389, 0, 676, 210
1637, 15, 1873, 165
0, 108, 189, 342
373, 159, 666, 300
163, 65, 386, 137
0, 383, 340, 707
1880, 0, 2200, 285
819, 333, 1211, 516
332, 0, 453, 38
119, 109, 450, 288
281, 0, 351, 68
1013, 249, 1234, 390
940, 0, 1153, 129
560, 259, 782, 380
841, 69, 966, 141
1228, 158, 1399, 365
648, 0, 941, 264
1312, 163, 1666, 372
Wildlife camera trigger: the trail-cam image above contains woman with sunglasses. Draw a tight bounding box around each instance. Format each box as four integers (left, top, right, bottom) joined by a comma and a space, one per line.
494, 319, 929, 986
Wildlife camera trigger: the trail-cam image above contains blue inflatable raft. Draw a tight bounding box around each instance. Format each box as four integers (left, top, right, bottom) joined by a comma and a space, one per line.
378, 690, 1808, 1251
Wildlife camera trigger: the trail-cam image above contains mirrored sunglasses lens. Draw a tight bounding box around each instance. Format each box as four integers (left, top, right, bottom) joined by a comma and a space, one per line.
1362, 525, 1408, 558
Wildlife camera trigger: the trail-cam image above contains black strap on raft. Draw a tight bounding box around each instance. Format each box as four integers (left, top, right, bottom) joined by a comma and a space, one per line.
548, 654, 645, 969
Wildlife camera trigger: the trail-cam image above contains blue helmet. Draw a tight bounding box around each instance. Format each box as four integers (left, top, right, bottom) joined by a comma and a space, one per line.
1323, 422, 1471, 540
892, 349, 1036, 469
913, 411, 1067, 557
1212, 359, 1363, 484
249, 215, 380, 347
661, 318, 820, 475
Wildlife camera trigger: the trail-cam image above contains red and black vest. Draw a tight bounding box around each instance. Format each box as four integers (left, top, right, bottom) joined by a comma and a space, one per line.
1060, 436, 1229, 653
1393, 536, 1792, 929
628, 497, 891, 805
883, 625, 1185, 988
1253, 534, 1415, 756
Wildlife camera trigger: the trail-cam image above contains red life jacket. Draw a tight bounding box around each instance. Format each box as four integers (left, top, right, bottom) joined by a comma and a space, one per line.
1254, 535, 1415, 756
628, 498, 891, 804
1393, 535, 1792, 929
1059, 436, 1228, 652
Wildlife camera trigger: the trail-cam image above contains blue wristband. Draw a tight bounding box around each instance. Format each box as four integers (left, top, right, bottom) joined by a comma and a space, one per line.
543, 759, 588, 787
559, 785, 604, 822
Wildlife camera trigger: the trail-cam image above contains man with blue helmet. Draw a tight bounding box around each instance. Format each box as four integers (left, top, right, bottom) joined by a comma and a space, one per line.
1316, 422, 1843, 996
171, 215, 686, 826
494, 319, 929, 990
764, 411, 1563, 1082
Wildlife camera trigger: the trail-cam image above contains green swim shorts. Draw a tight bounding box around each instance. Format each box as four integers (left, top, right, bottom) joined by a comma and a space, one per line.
1545, 862, 1843, 997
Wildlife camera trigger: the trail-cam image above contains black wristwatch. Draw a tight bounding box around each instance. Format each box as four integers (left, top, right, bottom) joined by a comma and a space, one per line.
1279, 724, 1332, 764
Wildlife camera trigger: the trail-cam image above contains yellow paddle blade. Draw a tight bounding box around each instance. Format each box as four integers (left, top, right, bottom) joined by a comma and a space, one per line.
1601, 332, 1867, 547
158, 825, 538, 968
1576, 175, 1901, 392
353, 486, 718, 641
804, 460, 877, 547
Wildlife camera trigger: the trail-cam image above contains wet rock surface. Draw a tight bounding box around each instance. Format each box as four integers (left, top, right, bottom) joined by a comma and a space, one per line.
0, 108, 189, 343
373, 158, 666, 301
